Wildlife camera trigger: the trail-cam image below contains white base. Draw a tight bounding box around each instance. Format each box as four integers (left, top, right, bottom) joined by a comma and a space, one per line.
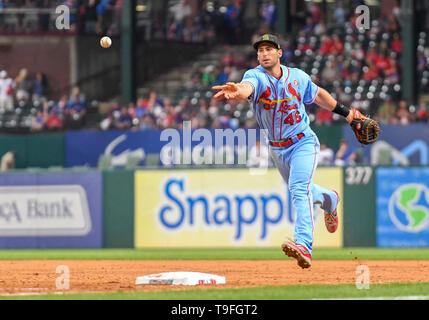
135, 271, 226, 286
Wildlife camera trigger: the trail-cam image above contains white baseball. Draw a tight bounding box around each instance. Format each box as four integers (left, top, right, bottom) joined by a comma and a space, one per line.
100, 36, 112, 48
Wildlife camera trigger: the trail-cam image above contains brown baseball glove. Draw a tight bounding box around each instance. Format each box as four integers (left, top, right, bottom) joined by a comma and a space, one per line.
349, 108, 380, 145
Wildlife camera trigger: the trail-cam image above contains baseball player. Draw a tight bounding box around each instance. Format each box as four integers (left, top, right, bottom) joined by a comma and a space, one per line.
213, 34, 378, 269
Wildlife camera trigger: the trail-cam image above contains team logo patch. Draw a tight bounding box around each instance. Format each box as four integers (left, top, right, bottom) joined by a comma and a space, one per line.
258, 86, 271, 102
288, 83, 301, 102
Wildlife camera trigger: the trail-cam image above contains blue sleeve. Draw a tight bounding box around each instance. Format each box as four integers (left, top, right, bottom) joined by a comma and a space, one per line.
296, 69, 319, 104
241, 69, 261, 102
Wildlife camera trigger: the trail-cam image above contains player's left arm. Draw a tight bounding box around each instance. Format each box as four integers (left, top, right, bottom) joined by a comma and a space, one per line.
313, 87, 353, 123
313, 87, 380, 145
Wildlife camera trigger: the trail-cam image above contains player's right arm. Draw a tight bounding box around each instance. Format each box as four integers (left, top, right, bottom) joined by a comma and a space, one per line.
212, 82, 254, 101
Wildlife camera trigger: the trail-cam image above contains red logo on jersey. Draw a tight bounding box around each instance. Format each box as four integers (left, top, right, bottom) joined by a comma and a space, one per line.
257, 86, 271, 102
288, 83, 301, 102
277, 102, 298, 114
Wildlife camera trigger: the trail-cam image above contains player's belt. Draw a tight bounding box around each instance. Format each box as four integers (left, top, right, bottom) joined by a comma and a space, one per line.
269, 133, 305, 148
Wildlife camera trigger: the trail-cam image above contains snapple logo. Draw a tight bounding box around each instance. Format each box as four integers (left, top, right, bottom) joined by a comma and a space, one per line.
158, 177, 294, 241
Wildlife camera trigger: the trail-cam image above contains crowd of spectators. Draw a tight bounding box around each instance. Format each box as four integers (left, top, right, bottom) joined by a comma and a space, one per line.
0, 0, 252, 43
0, 0, 276, 45
0, 67, 87, 131
98, 90, 250, 132
0, 0, 121, 35
158, 0, 248, 45
93, 1, 429, 167
101, 1, 429, 132
3, 1, 429, 138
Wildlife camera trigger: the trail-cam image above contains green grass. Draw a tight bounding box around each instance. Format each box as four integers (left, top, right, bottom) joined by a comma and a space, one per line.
0, 248, 429, 260
1, 282, 429, 300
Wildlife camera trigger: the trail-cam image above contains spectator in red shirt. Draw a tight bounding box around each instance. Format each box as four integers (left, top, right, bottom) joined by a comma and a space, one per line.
308, 2, 322, 25
330, 35, 344, 55
375, 52, 391, 71
319, 35, 332, 55
384, 57, 399, 82
366, 47, 380, 66
363, 63, 380, 82
46, 111, 63, 130
391, 33, 402, 53
315, 107, 332, 124
416, 104, 429, 122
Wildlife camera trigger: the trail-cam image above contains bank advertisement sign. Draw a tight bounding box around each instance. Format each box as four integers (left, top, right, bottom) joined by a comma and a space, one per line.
0, 172, 102, 248
377, 168, 429, 247
135, 168, 343, 248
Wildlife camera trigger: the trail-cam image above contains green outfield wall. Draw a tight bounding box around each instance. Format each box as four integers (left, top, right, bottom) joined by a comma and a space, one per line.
102, 169, 135, 248
312, 124, 343, 151
0, 133, 64, 169
343, 166, 377, 247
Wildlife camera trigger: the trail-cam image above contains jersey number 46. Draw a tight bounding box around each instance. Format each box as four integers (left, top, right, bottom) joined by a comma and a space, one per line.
284, 111, 302, 125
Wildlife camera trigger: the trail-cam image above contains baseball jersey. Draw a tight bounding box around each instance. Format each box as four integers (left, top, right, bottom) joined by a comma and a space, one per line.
241, 65, 319, 142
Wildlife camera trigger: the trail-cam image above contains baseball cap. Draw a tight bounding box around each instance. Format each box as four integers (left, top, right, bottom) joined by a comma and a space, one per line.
253, 34, 281, 50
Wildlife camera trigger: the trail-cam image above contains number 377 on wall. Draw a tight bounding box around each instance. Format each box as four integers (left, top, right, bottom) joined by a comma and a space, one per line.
345, 167, 373, 185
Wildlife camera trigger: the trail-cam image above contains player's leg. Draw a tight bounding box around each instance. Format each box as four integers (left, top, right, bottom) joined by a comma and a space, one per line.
312, 183, 340, 233
269, 147, 290, 182
287, 138, 319, 255
312, 184, 339, 215
271, 143, 317, 249
291, 137, 339, 235
278, 136, 319, 269
271, 145, 339, 226
271, 139, 337, 268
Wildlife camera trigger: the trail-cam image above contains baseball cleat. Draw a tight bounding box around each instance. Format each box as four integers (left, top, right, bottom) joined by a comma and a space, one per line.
281, 240, 312, 269
324, 190, 340, 233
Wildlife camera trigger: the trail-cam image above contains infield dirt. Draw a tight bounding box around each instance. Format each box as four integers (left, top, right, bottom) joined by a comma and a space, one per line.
1, 260, 429, 295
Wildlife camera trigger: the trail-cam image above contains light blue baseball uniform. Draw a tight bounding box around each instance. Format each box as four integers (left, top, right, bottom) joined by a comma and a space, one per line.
241, 64, 338, 254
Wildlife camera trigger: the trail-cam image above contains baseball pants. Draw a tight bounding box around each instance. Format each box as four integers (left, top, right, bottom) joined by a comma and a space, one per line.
269, 131, 337, 254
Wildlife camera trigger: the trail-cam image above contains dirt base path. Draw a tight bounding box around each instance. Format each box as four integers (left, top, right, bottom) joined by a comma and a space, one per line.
0, 260, 428, 295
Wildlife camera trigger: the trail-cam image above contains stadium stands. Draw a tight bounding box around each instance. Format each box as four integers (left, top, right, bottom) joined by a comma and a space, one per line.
1, 1, 429, 134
